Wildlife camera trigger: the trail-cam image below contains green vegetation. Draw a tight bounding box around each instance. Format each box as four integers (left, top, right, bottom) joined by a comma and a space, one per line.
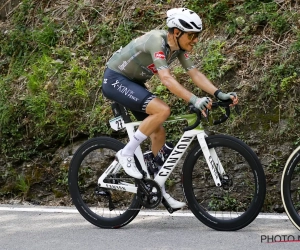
0, 0, 300, 211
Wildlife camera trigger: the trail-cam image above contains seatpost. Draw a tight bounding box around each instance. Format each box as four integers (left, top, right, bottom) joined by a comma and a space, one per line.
111, 102, 132, 123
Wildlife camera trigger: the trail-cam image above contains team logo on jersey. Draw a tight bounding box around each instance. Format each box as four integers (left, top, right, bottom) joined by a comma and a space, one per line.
111, 80, 120, 87
184, 53, 189, 59
118, 61, 128, 71
147, 63, 158, 74
154, 51, 166, 59
118, 51, 142, 71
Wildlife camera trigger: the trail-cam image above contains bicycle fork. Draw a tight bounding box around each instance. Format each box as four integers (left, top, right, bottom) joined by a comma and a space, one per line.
197, 132, 225, 187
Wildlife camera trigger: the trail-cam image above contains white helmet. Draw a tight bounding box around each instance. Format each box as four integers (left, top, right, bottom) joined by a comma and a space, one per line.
167, 8, 202, 32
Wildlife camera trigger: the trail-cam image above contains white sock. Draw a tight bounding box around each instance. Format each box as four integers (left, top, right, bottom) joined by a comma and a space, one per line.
122, 129, 147, 156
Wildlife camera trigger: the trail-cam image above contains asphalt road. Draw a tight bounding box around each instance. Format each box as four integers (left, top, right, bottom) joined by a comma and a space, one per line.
0, 205, 299, 250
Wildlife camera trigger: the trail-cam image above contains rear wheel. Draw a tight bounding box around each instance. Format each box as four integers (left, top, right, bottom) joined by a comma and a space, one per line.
281, 146, 300, 231
182, 135, 266, 231
68, 137, 141, 229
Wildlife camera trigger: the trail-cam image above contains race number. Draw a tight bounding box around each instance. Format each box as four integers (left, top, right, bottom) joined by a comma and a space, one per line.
109, 116, 125, 131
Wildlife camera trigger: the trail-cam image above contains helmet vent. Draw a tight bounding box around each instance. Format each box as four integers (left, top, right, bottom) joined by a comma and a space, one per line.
178, 19, 193, 30
190, 22, 202, 30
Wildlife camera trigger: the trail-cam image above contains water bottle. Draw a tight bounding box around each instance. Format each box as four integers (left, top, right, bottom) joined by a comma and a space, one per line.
143, 151, 157, 175
153, 142, 174, 166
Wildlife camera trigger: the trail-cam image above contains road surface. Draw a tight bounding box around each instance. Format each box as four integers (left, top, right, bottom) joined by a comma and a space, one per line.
0, 205, 299, 250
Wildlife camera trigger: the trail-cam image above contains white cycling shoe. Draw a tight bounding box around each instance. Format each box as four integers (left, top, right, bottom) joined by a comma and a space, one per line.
115, 150, 143, 179
163, 193, 186, 209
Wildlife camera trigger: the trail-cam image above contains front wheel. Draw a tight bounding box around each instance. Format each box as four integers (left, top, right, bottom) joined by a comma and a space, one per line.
68, 136, 141, 229
281, 146, 300, 231
182, 135, 266, 231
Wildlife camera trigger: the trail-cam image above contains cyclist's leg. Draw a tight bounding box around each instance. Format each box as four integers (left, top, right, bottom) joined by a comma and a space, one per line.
131, 109, 166, 155
149, 126, 165, 155
118, 99, 170, 178
102, 68, 169, 178
140, 98, 170, 136
130, 119, 185, 208
140, 110, 185, 209
130, 105, 185, 208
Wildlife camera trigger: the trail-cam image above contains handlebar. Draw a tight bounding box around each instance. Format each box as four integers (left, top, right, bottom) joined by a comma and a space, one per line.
211, 99, 234, 125
183, 99, 237, 131
183, 106, 202, 131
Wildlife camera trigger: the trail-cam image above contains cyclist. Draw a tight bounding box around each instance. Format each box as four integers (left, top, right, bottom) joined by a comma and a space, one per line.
102, 8, 238, 209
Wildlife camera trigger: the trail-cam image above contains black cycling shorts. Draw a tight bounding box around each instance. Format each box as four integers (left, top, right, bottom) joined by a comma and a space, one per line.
102, 67, 156, 121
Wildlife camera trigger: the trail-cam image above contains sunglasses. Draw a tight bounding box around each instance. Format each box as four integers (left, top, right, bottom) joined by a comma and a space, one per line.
186, 32, 201, 41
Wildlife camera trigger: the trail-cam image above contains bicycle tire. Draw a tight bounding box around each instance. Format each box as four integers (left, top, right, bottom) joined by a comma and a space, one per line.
68, 136, 141, 229
281, 146, 300, 231
182, 134, 266, 231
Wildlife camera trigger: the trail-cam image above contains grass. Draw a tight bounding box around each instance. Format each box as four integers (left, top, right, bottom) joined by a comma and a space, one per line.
0, 0, 300, 211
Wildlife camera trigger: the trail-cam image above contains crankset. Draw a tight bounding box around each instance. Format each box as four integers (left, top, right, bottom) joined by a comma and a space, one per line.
136, 178, 162, 209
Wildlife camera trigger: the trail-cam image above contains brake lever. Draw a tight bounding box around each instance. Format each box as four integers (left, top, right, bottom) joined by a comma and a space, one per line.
205, 109, 209, 122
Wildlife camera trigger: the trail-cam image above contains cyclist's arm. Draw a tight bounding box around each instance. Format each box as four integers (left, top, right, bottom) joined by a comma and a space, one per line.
187, 68, 218, 96
188, 68, 238, 105
177, 52, 217, 96
157, 68, 194, 102
142, 34, 194, 101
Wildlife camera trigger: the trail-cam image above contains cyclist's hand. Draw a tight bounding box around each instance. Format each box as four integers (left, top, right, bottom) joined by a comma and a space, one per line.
214, 90, 238, 106
190, 95, 212, 117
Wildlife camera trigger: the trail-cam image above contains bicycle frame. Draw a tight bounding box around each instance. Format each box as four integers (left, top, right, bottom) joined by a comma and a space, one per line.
98, 113, 225, 193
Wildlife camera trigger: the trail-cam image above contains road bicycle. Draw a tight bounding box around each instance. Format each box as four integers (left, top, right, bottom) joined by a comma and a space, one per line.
281, 146, 300, 230
68, 100, 266, 231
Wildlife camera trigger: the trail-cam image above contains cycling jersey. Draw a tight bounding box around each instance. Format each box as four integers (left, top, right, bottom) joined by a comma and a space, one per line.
103, 29, 196, 121
106, 30, 196, 83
